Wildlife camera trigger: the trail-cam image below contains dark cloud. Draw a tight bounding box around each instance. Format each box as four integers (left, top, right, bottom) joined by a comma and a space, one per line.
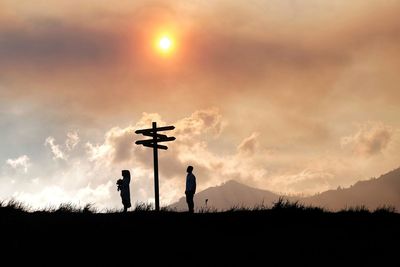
0, 21, 122, 68
1, 1, 399, 79
2, 1, 400, 120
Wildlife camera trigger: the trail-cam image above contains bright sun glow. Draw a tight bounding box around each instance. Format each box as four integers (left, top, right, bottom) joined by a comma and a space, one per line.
159, 37, 172, 50
157, 35, 174, 54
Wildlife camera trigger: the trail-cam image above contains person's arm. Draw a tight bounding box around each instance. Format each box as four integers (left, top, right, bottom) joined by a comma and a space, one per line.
185, 175, 189, 194
193, 175, 196, 194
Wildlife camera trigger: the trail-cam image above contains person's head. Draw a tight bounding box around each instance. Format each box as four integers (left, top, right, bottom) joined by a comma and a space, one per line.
187, 166, 193, 173
122, 170, 131, 179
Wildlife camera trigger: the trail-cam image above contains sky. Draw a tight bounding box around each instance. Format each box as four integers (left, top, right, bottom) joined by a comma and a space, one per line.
1, 0, 400, 210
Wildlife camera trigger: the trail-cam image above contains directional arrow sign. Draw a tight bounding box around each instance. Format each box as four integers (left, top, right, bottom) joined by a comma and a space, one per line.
142, 143, 168, 150
141, 132, 168, 138
135, 136, 175, 145
135, 139, 154, 145
135, 125, 175, 134
134, 122, 176, 211
157, 136, 176, 143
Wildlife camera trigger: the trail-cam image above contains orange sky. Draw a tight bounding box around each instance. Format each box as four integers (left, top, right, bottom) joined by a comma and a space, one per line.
1, 1, 400, 209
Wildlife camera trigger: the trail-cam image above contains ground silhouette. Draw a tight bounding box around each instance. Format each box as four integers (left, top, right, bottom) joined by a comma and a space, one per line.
0, 199, 398, 266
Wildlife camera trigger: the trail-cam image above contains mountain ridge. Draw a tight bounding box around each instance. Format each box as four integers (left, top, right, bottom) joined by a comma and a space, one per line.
302, 167, 400, 211
170, 167, 400, 211
169, 179, 282, 211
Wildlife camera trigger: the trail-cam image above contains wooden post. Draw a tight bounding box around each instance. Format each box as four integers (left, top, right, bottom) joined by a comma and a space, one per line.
135, 122, 175, 212
152, 122, 160, 211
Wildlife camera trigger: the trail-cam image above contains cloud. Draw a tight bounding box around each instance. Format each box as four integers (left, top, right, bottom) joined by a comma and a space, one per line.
11, 181, 113, 210
45, 136, 67, 160
3, 108, 400, 210
65, 131, 80, 150
0, 20, 121, 68
2, 0, 400, 123
75, 181, 113, 207
6, 155, 31, 173
174, 108, 224, 140
237, 132, 260, 155
44, 131, 81, 160
86, 108, 224, 168
84, 109, 371, 202
83, 109, 229, 204
105, 127, 132, 163
85, 118, 159, 166
341, 122, 394, 157
266, 169, 335, 195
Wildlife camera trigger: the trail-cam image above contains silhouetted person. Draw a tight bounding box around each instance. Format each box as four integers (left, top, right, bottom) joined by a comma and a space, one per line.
117, 170, 131, 212
185, 166, 196, 213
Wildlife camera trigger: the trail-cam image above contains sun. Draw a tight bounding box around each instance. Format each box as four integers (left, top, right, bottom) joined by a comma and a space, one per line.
156, 34, 174, 54
159, 36, 172, 51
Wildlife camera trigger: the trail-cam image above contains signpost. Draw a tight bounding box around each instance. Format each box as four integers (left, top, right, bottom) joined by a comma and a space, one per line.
135, 122, 176, 211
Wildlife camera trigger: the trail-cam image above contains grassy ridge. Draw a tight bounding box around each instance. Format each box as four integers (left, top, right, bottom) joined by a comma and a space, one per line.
1, 197, 397, 213
1, 198, 399, 265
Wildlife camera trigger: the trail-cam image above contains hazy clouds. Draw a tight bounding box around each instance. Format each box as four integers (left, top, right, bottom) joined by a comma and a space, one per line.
341, 122, 394, 157
1, 1, 400, 208
6, 155, 31, 173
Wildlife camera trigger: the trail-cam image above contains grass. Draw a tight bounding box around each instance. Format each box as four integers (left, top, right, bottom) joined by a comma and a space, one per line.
0, 197, 396, 214
0, 198, 398, 265
270, 197, 325, 213
373, 205, 397, 214
0, 199, 27, 213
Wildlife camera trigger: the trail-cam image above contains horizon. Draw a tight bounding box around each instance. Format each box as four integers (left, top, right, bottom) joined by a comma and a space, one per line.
1, 1, 400, 210
1, 166, 398, 211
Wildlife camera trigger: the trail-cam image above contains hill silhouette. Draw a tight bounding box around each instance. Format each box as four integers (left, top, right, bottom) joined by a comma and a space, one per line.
171, 167, 400, 211
302, 167, 400, 211
170, 179, 282, 211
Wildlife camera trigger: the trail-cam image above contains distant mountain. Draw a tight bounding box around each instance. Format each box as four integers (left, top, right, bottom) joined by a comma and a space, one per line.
169, 180, 281, 211
170, 167, 400, 212
301, 167, 400, 211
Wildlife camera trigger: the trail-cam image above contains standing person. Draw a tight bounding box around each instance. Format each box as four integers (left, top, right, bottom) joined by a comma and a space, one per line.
185, 166, 196, 213
117, 170, 131, 212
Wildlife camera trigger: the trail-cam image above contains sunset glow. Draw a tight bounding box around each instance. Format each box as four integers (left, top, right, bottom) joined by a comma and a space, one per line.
156, 35, 174, 54
159, 36, 172, 51
1, 1, 400, 212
